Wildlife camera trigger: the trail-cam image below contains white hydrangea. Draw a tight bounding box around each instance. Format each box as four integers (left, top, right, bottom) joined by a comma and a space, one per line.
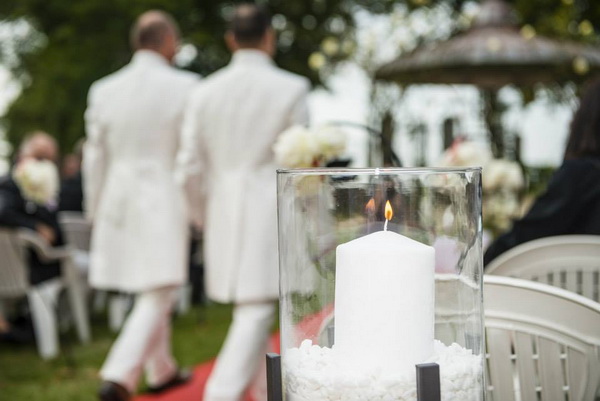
314, 125, 346, 161
273, 125, 320, 168
12, 159, 59, 205
274, 124, 347, 168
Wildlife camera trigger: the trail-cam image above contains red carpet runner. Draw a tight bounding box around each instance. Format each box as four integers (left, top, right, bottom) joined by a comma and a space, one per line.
134, 306, 332, 401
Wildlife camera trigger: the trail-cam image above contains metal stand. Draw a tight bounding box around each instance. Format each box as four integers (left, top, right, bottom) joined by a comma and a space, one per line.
416, 363, 441, 401
266, 353, 441, 401
266, 353, 283, 401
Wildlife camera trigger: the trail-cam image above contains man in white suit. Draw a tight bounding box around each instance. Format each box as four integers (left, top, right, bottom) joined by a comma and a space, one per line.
83, 11, 198, 401
176, 4, 310, 401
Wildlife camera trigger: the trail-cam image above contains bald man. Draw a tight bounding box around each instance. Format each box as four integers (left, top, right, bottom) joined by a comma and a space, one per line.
83, 11, 199, 401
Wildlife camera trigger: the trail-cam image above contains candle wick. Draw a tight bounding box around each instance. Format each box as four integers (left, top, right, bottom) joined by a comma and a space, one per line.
384, 219, 389, 231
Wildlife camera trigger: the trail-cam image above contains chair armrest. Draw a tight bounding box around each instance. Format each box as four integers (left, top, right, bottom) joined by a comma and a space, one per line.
17, 228, 71, 262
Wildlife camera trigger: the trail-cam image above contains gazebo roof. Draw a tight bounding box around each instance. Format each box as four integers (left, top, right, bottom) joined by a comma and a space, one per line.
375, 0, 600, 88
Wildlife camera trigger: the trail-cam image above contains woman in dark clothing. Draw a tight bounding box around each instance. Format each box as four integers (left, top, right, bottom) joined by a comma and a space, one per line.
484, 79, 600, 265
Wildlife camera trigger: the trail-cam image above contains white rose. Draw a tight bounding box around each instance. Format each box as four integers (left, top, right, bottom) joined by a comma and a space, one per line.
13, 159, 59, 205
483, 159, 524, 191
314, 125, 346, 161
273, 125, 320, 168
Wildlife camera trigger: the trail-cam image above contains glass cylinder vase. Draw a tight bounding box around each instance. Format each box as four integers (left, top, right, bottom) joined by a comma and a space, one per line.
276, 167, 484, 401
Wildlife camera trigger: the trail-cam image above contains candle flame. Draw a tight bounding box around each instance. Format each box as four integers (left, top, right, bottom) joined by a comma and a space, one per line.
385, 200, 393, 221
365, 198, 375, 213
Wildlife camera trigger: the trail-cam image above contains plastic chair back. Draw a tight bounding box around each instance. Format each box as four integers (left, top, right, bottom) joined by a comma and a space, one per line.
486, 235, 600, 302
484, 276, 600, 401
0, 228, 29, 297
58, 211, 92, 252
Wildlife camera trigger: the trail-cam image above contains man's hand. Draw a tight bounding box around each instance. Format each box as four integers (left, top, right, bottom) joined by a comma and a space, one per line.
36, 223, 56, 245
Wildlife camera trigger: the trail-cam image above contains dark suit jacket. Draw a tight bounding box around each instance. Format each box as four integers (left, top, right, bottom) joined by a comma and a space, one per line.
59, 171, 84, 212
0, 176, 64, 284
484, 158, 600, 265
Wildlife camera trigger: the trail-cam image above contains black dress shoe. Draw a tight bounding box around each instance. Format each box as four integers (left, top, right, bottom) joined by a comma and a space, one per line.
146, 369, 192, 394
98, 381, 130, 401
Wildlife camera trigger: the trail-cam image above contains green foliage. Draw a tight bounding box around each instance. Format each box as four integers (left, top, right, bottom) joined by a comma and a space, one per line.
1, 0, 599, 154
0, 0, 360, 153
0, 304, 233, 400
510, 0, 600, 42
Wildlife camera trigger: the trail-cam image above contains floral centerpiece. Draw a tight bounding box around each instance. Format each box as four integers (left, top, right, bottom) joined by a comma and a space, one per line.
273, 124, 347, 168
438, 140, 525, 237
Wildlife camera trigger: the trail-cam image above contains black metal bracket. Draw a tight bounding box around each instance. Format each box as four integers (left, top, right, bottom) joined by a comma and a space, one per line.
267, 352, 441, 401
266, 353, 283, 401
416, 362, 441, 401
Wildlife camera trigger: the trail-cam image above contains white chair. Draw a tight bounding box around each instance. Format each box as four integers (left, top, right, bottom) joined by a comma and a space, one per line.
57, 211, 92, 253
484, 275, 600, 401
58, 211, 132, 331
486, 235, 600, 302
0, 228, 91, 359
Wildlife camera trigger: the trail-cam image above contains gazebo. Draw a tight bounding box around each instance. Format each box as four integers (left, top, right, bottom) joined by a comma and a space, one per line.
376, 0, 600, 158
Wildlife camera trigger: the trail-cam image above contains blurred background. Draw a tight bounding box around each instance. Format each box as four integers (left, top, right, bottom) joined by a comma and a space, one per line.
1, 1, 599, 399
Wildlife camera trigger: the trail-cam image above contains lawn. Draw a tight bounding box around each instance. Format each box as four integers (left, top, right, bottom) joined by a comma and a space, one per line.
0, 303, 233, 401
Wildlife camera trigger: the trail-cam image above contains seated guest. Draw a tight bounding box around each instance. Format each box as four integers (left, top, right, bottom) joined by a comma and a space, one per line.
485, 78, 600, 265
0, 131, 64, 285
59, 139, 85, 212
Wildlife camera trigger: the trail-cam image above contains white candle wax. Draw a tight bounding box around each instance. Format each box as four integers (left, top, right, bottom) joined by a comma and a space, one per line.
334, 230, 435, 374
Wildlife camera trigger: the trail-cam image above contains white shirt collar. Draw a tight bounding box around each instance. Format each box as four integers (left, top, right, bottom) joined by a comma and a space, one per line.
231, 49, 273, 66
131, 50, 170, 67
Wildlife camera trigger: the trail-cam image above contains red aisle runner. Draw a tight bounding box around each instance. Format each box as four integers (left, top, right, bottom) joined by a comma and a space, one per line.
134, 360, 253, 401
134, 306, 330, 401
133, 335, 282, 401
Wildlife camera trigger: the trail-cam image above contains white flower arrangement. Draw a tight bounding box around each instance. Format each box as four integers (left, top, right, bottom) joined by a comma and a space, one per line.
438, 140, 525, 191
273, 124, 347, 168
438, 141, 492, 169
482, 159, 524, 191
12, 159, 59, 206
438, 140, 525, 237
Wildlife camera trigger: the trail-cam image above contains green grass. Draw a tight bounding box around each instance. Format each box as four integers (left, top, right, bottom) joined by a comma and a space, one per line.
0, 303, 233, 400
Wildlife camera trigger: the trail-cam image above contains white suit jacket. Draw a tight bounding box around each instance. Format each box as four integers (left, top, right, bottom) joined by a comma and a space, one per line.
84, 50, 199, 292
177, 49, 310, 303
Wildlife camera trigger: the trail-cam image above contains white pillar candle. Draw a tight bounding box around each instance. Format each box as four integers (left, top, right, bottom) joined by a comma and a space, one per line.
334, 230, 435, 374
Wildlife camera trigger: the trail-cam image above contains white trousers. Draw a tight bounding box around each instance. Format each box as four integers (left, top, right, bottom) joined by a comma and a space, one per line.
100, 286, 178, 393
204, 302, 276, 401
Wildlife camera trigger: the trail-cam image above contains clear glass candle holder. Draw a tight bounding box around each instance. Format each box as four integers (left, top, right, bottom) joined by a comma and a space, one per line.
277, 167, 484, 401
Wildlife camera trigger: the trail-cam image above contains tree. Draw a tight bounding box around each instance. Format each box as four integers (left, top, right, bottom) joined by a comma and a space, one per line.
0, 0, 362, 152
1, 0, 598, 154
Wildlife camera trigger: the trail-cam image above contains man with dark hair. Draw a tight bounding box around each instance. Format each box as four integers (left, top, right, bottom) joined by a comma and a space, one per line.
84, 10, 198, 401
59, 138, 85, 212
176, 3, 310, 401
229, 4, 271, 46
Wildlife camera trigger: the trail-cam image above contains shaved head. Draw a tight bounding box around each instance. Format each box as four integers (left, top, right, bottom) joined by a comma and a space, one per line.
130, 10, 180, 61
19, 131, 59, 163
